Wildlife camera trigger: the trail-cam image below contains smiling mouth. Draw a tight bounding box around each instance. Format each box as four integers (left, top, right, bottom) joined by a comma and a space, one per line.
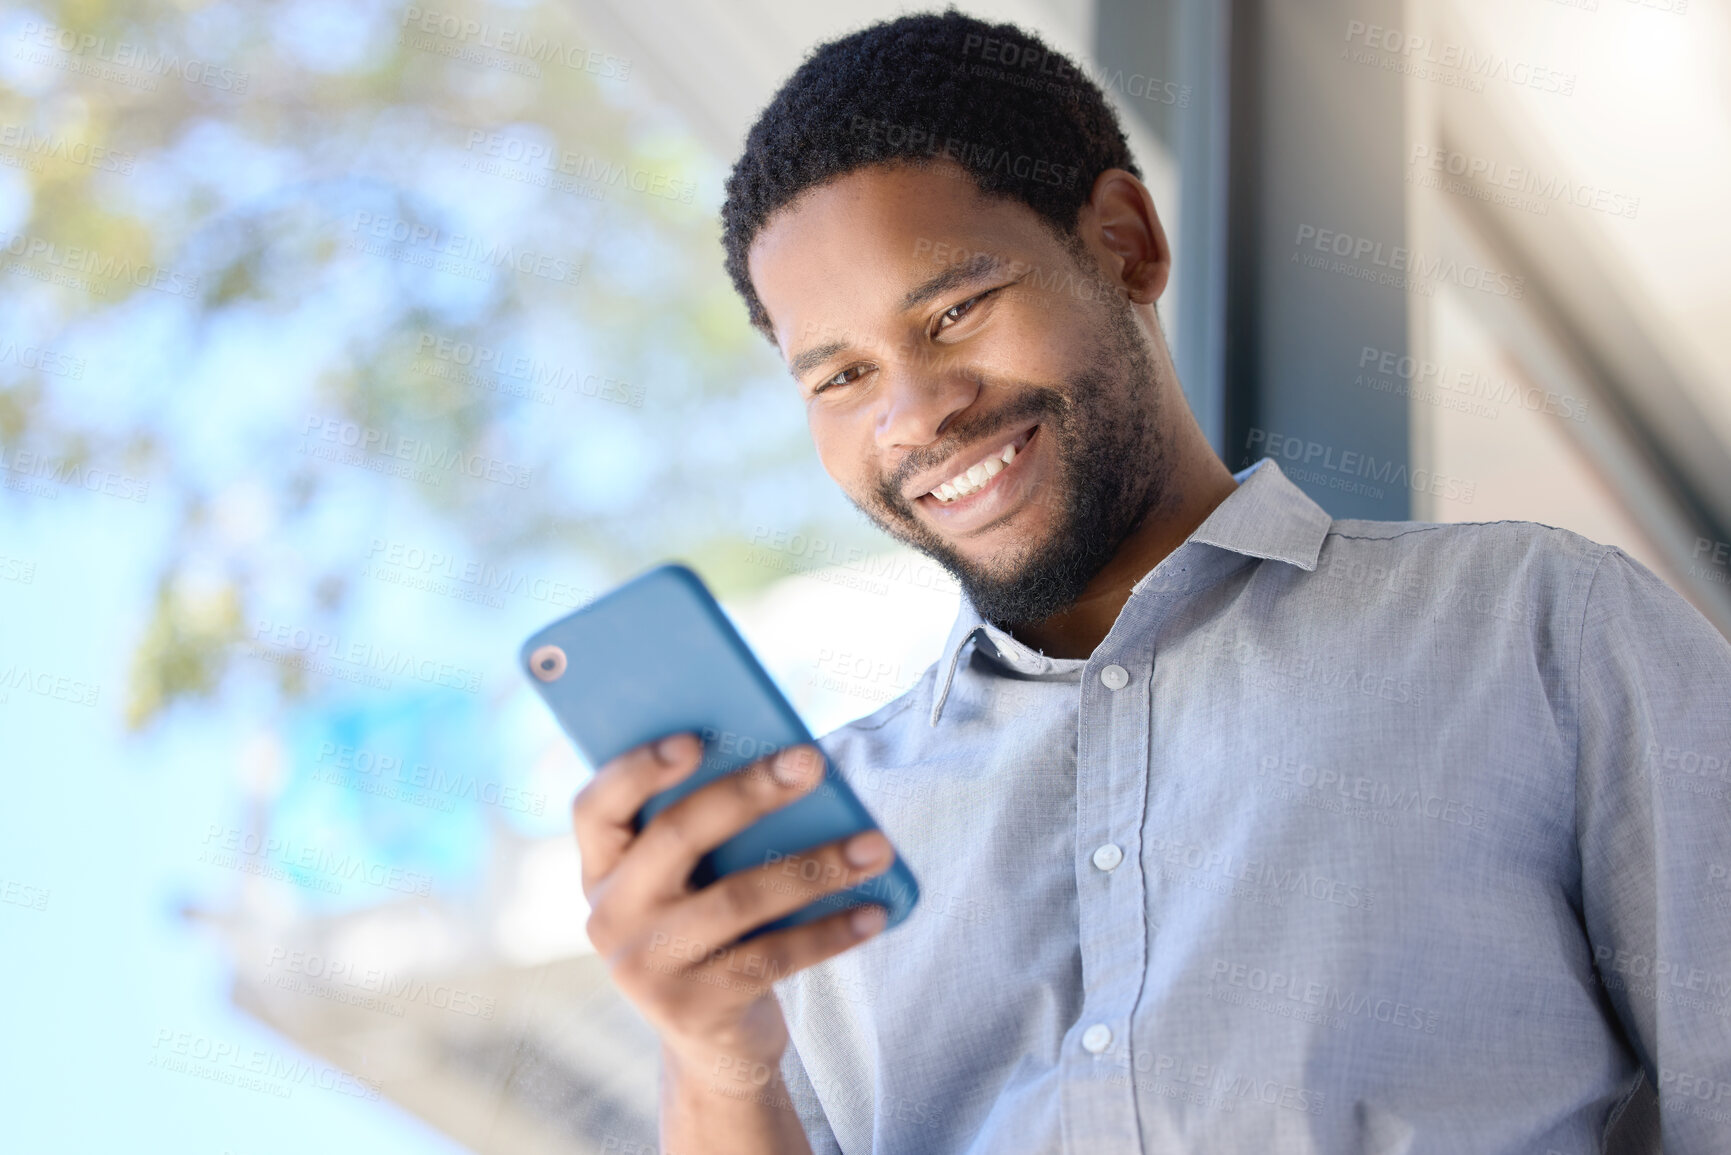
920, 425, 1038, 504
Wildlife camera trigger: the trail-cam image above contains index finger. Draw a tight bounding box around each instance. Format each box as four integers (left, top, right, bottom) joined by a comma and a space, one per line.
571, 731, 702, 892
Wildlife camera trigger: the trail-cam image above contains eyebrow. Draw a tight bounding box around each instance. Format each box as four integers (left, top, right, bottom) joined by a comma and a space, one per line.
790, 339, 850, 380
899, 251, 1006, 312
786, 251, 1009, 381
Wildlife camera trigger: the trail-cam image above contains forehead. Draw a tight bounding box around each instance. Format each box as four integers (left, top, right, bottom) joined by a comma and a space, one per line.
746, 163, 1043, 357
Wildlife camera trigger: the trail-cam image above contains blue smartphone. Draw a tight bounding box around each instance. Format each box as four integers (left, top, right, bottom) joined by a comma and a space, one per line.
519, 562, 919, 939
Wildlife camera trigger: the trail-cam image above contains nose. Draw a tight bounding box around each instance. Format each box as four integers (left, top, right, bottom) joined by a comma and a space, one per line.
873, 353, 982, 452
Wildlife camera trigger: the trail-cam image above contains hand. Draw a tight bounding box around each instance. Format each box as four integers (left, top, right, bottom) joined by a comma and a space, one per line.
572, 733, 892, 1071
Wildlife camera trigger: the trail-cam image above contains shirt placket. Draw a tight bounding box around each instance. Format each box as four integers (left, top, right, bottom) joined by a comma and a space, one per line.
1060, 596, 1156, 1153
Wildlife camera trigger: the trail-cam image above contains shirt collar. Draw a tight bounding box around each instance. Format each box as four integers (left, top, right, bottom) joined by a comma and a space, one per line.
928, 457, 1332, 726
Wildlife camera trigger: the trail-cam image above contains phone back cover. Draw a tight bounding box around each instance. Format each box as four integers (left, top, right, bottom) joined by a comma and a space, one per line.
519, 563, 918, 933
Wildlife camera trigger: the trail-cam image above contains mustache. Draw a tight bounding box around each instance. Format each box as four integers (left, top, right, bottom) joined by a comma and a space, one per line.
879, 388, 1065, 507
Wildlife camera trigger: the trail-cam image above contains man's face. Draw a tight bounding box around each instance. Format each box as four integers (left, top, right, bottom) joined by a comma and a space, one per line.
746, 161, 1179, 627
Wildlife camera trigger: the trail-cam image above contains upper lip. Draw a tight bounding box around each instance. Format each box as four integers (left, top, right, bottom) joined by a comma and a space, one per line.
903, 422, 1038, 502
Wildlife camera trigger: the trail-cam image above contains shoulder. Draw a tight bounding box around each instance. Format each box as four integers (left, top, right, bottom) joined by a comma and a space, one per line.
813, 660, 939, 753
1324, 515, 1610, 568
1320, 516, 1611, 602
1275, 516, 1640, 648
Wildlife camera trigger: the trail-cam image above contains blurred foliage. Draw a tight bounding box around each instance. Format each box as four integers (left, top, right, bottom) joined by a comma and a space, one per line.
125, 567, 247, 728
0, 0, 875, 729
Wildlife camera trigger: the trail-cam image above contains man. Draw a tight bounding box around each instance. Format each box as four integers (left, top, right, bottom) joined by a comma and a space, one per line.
571, 9, 1731, 1153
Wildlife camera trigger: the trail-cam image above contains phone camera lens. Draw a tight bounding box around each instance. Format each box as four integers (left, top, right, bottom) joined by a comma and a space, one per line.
529, 644, 567, 682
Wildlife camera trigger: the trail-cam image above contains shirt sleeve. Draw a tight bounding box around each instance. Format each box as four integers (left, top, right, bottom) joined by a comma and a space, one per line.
778, 1028, 844, 1154
1574, 545, 1731, 1151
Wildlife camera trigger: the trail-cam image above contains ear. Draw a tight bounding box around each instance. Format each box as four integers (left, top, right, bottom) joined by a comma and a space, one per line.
1081, 168, 1171, 304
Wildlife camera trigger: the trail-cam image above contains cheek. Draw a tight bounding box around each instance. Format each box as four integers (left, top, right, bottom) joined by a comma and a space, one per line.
993, 297, 1090, 375
809, 412, 872, 489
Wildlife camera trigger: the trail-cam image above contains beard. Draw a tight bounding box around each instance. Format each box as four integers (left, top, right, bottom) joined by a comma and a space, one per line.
848, 290, 1177, 630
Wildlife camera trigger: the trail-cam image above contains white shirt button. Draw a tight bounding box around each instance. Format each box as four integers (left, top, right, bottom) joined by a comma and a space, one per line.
1100, 664, 1129, 690
1092, 843, 1124, 872
1081, 1023, 1113, 1053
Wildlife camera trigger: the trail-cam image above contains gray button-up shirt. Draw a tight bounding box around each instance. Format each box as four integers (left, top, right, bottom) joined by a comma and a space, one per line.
770, 457, 1731, 1154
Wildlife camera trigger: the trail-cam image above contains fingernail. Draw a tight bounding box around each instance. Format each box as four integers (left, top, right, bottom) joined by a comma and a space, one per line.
850, 905, 887, 936
844, 830, 889, 867
654, 734, 685, 763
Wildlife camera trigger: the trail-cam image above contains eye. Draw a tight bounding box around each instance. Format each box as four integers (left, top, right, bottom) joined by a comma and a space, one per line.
935, 288, 999, 335
812, 364, 870, 395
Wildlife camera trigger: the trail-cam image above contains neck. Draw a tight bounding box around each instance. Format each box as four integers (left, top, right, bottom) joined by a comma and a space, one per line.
1006, 447, 1239, 660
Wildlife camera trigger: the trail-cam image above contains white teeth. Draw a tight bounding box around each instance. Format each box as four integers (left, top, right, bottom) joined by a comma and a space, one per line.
928, 438, 1022, 502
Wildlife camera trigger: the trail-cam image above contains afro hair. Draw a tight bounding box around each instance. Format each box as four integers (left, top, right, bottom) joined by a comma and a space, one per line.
720, 6, 1142, 341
